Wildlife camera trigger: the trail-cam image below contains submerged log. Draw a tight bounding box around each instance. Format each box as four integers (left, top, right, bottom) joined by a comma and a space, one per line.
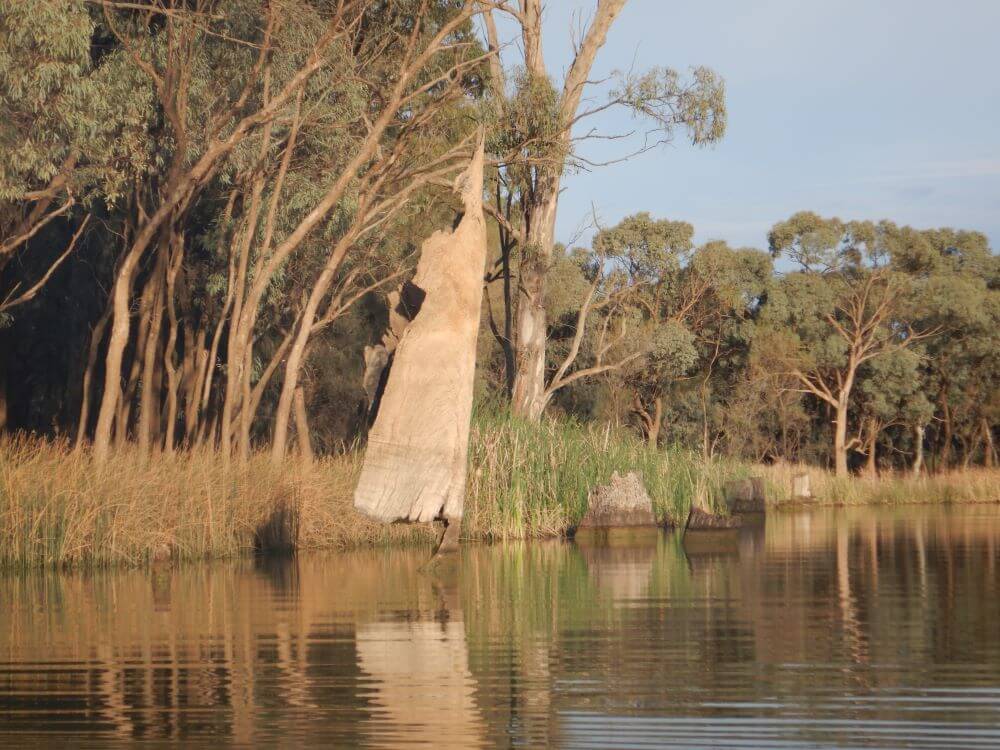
353, 138, 487, 526
577, 471, 657, 530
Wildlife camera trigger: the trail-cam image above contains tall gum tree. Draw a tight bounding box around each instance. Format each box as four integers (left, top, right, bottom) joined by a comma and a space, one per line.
90, 0, 350, 462
762, 212, 936, 476
480, 0, 726, 420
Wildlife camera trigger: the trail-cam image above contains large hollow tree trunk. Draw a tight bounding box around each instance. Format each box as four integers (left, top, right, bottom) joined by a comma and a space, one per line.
354, 140, 487, 525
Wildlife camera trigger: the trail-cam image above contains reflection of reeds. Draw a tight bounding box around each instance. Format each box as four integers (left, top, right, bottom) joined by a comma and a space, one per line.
761, 461, 1000, 506
3, 513, 999, 743
0, 552, 468, 741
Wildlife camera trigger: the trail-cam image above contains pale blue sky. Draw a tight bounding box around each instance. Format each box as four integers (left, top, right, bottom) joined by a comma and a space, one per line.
500, 0, 1000, 252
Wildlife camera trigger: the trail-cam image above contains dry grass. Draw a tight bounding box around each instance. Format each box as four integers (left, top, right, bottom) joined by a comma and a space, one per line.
0, 414, 748, 569
760, 460, 1000, 506
4, 421, 996, 570
0, 436, 432, 569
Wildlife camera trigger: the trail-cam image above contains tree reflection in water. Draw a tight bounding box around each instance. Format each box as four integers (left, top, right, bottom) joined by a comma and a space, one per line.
2, 505, 1000, 747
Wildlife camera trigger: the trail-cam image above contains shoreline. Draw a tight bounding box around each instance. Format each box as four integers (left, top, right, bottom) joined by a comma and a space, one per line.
2, 428, 997, 571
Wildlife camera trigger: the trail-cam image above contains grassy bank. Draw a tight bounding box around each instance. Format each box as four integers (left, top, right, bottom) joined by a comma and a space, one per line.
761, 461, 1000, 506
2, 415, 997, 569
0, 415, 744, 569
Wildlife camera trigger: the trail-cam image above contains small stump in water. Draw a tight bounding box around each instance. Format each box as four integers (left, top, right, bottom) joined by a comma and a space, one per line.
686, 506, 742, 531
724, 478, 767, 514
684, 505, 741, 557
577, 472, 657, 528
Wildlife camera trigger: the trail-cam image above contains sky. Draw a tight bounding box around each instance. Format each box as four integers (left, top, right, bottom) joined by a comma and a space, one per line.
497, 0, 1000, 253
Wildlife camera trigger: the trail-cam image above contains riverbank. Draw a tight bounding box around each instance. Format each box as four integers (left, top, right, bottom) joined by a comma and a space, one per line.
761, 462, 1000, 507
0, 415, 744, 569
2, 417, 997, 569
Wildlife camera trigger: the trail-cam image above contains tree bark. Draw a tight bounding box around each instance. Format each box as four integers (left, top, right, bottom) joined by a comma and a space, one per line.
162, 232, 184, 452
0, 343, 7, 433
912, 424, 925, 477
647, 396, 663, 448
293, 386, 313, 464
137, 252, 168, 453
834, 398, 850, 478
864, 418, 878, 478
511, 193, 558, 420
509, 0, 626, 421
93, 234, 153, 460
983, 417, 996, 469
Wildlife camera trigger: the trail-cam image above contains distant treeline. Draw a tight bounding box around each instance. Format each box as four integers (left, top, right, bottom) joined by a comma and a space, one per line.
1, 1, 995, 477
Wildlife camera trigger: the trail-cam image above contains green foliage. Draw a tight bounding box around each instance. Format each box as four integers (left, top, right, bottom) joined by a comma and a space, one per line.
593, 211, 693, 282
0, 0, 153, 202
488, 69, 564, 167
611, 65, 727, 146
858, 348, 933, 426
465, 405, 747, 541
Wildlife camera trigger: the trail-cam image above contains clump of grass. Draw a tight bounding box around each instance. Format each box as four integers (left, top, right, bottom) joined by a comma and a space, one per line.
0, 436, 431, 570
464, 409, 747, 540
761, 461, 1000, 506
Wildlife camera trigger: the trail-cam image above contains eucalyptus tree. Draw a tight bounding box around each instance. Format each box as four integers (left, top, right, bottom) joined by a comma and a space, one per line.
681, 242, 771, 456
87, 0, 354, 461
593, 212, 697, 444
0, 0, 153, 315
66, 0, 496, 461
854, 347, 933, 476
890, 226, 999, 470
478, 0, 726, 420
586, 214, 769, 449
761, 212, 935, 476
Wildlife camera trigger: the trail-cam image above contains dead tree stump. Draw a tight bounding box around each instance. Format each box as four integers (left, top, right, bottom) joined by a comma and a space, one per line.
578, 471, 658, 529
354, 137, 487, 538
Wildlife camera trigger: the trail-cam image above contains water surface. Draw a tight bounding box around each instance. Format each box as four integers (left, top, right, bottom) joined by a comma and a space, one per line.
3, 505, 1000, 748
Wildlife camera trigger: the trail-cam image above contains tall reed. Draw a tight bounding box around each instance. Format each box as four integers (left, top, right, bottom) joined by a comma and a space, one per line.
464, 409, 747, 540
0, 435, 430, 570
0, 414, 746, 569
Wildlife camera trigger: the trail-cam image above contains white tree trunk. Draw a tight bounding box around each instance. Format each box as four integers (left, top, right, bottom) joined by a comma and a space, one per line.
354, 139, 487, 524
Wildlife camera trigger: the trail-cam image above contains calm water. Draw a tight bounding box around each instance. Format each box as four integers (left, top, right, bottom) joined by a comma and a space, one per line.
2, 505, 1000, 748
